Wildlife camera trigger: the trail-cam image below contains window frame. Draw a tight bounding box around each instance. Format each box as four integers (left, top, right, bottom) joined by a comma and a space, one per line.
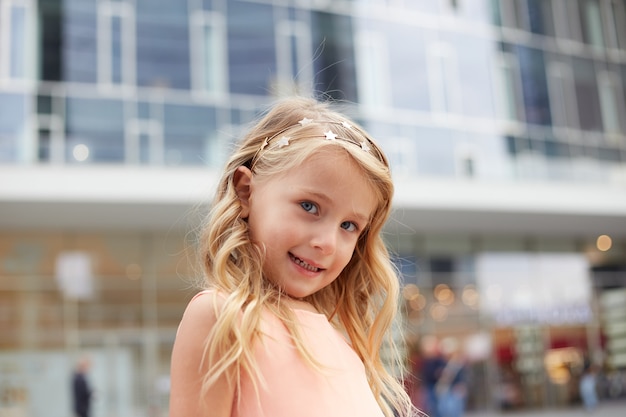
0, 0, 36, 84
274, 19, 314, 95
97, 0, 136, 88
189, 10, 228, 96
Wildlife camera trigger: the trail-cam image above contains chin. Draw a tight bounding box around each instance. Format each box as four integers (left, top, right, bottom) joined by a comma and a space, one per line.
283, 288, 313, 299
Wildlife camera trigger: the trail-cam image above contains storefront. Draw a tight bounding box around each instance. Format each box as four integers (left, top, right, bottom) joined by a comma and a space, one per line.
0, 231, 195, 416
400, 239, 625, 412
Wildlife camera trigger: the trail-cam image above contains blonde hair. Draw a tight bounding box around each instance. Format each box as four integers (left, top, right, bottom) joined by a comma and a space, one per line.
198, 96, 413, 417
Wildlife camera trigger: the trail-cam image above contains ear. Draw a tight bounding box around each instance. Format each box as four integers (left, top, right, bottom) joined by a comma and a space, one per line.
233, 166, 253, 219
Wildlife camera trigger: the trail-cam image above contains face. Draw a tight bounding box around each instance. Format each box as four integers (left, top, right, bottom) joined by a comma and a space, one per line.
236, 148, 377, 299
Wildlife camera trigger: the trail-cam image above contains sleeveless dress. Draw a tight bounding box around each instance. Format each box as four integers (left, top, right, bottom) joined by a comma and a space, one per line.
192, 291, 384, 417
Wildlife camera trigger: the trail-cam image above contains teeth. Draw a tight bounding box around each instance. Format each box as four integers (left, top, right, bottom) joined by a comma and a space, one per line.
291, 254, 319, 272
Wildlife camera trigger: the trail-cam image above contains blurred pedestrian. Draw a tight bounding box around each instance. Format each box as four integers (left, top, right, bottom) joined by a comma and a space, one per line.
436, 338, 467, 417
421, 335, 446, 417
72, 356, 93, 417
580, 364, 599, 412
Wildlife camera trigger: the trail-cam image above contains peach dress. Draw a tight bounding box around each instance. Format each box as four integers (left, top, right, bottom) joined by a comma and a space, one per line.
193, 291, 384, 417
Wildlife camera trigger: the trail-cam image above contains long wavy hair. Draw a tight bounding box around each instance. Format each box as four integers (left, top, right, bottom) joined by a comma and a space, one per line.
198, 96, 413, 417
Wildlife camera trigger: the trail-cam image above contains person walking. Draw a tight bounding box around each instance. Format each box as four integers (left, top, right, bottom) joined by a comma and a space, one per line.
72, 356, 93, 417
579, 364, 599, 412
436, 339, 467, 417
421, 336, 446, 417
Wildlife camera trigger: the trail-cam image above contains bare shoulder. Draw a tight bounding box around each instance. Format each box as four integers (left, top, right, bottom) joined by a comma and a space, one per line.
181, 290, 227, 325
169, 290, 234, 417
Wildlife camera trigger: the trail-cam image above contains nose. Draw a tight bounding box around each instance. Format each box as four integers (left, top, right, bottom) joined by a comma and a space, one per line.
310, 223, 337, 255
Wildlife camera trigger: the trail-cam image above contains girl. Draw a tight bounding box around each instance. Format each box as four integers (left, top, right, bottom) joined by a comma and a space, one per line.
169, 97, 415, 417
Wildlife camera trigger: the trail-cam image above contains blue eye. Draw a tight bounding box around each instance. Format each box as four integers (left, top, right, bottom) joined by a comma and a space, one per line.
301, 201, 318, 214
341, 221, 357, 232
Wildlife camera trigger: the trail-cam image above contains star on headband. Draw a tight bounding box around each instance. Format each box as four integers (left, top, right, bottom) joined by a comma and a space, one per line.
251, 119, 375, 172
276, 136, 290, 148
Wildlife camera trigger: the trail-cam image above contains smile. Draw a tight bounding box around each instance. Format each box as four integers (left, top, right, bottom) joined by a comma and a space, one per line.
289, 253, 322, 272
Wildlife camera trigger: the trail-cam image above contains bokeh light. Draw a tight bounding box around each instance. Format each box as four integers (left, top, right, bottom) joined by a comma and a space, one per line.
73, 144, 90, 161
430, 304, 448, 321
462, 285, 480, 309
434, 284, 454, 306
596, 234, 612, 252
409, 294, 427, 311
402, 283, 420, 300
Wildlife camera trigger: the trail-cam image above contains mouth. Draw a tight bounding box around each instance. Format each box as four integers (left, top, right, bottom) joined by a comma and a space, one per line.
289, 253, 323, 273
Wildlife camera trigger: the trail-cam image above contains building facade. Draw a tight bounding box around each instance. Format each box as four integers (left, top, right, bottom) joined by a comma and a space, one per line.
1, 0, 625, 415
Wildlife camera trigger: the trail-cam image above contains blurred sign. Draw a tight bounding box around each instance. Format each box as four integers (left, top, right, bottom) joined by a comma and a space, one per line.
477, 253, 591, 326
55, 251, 94, 300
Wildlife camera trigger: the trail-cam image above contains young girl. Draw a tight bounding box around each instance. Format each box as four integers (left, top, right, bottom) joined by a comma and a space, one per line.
169, 97, 415, 417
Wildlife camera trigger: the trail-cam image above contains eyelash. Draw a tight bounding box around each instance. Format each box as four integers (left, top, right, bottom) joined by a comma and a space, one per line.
299, 202, 359, 233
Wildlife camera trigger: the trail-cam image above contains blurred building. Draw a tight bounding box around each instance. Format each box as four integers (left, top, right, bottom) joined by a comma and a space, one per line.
0, 0, 625, 415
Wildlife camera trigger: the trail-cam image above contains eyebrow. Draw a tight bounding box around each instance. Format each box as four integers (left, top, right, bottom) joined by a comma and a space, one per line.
304, 190, 371, 224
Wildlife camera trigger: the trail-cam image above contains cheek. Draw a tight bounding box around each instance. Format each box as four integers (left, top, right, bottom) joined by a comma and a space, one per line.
245, 201, 271, 241
337, 243, 357, 268
248, 215, 288, 249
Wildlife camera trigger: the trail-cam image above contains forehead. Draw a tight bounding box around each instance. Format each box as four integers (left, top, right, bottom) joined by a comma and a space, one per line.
263, 148, 379, 219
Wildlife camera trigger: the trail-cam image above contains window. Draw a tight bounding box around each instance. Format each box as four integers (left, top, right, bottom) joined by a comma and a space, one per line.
429, 256, 454, 273
275, 20, 313, 95
190, 11, 227, 94
36, 113, 64, 163
606, 0, 626, 49
527, 0, 556, 36
125, 119, 163, 165
135, 0, 190, 89
386, 137, 417, 176
0, 92, 29, 162
97, 1, 135, 87
579, 0, 604, 48
311, 11, 358, 102
494, 53, 525, 122
499, 0, 529, 30
597, 71, 626, 135
65, 97, 125, 163
547, 62, 579, 129
573, 58, 603, 132
416, 127, 457, 176
63, 0, 98, 83
552, 0, 583, 42
0, 0, 34, 81
38, 0, 62, 81
455, 143, 476, 178
354, 31, 392, 109
517, 46, 552, 126
427, 42, 462, 114
163, 104, 217, 166
227, 1, 275, 95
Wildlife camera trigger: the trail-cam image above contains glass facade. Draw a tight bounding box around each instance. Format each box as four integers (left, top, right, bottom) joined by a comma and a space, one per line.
1, 0, 626, 415
1, 0, 624, 177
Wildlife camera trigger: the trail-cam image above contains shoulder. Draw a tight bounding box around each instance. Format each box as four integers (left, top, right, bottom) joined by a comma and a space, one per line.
181, 290, 227, 324
169, 289, 235, 416
173, 290, 224, 353
172, 289, 236, 369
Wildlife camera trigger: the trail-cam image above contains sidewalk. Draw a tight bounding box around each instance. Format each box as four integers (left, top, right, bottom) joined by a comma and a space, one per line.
465, 399, 626, 417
